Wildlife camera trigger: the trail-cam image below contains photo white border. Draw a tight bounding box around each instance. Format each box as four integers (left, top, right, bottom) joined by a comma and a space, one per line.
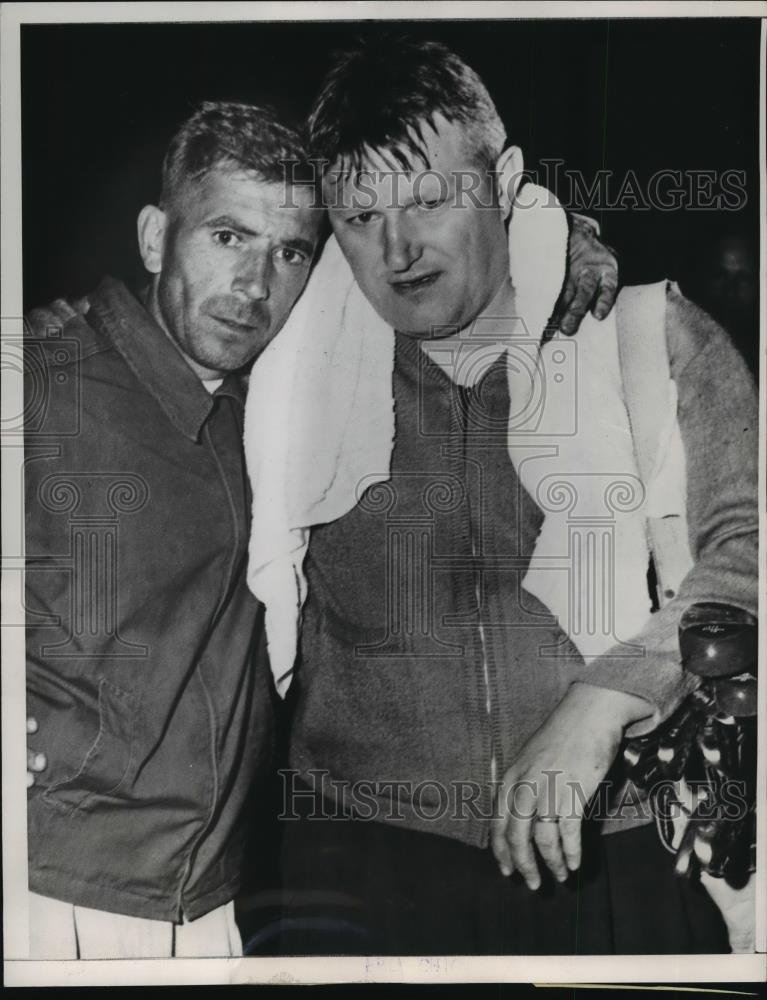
2, 0, 766, 987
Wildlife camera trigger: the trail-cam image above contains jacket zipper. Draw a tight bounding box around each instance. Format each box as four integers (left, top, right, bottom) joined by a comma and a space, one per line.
472, 534, 497, 787
461, 382, 498, 793
176, 405, 240, 919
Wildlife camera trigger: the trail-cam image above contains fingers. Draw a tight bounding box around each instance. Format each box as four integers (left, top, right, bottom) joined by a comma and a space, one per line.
494, 772, 586, 889
557, 275, 577, 313
27, 748, 46, 788
532, 818, 568, 883
591, 269, 619, 320
26, 718, 45, 788
558, 815, 582, 872
564, 213, 619, 333
505, 780, 541, 890
491, 793, 514, 878
559, 270, 600, 335
492, 777, 536, 884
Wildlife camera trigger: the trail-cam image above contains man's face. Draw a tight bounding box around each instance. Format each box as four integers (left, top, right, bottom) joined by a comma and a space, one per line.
326, 115, 510, 338
153, 168, 321, 376
709, 236, 757, 313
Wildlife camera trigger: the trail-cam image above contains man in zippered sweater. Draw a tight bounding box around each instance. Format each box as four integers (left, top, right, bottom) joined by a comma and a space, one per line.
276, 38, 758, 955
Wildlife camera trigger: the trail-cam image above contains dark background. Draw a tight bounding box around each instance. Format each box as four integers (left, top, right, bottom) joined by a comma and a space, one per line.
17, 16, 762, 958
22, 17, 760, 307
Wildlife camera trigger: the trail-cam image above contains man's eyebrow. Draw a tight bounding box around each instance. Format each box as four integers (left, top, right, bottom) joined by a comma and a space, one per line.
203, 215, 261, 237
203, 215, 315, 255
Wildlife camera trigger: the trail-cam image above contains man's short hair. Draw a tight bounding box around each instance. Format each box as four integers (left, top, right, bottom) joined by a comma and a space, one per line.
308, 36, 508, 175
160, 101, 312, 208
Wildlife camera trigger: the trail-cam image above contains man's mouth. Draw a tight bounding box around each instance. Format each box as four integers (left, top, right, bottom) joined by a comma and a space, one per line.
211, 315, 263, 335
390, 272, 441, 295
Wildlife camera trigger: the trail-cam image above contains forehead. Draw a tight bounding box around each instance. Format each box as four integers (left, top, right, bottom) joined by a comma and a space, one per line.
325, 115, 486, 208
176, 168, 320, 235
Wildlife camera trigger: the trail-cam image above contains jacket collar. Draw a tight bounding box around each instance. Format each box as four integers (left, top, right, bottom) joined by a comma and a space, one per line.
88, 277, 245, 441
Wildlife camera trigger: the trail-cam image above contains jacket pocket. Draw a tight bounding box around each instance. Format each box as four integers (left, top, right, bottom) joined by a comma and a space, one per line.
320, 604, 387, 647
42, 677, 136, 814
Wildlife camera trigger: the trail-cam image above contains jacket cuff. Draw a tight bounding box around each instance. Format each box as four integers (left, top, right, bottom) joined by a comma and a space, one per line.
567, 622, 699, 737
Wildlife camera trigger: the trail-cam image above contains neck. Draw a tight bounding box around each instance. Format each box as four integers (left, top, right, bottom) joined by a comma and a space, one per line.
420, 275, 520, 387
421, 274, 519, 354
461, 274, 518, 341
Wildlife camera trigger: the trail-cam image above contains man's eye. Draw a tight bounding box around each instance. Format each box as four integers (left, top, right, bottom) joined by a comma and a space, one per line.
415, 198, 445, 211
347, 211, 377, 227
274, 247, 307, 266
212, 230, 241, 248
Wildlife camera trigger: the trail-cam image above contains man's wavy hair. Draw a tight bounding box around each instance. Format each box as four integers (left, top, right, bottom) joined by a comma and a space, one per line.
160, 101, 313, 208
308, 37, 508, 175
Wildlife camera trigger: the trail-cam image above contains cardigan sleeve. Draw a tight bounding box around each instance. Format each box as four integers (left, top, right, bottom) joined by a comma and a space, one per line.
570, 285, 759, 735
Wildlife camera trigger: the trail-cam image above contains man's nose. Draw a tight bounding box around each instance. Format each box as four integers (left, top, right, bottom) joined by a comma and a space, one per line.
232, 249, 271, 300
382, 216, 421, 272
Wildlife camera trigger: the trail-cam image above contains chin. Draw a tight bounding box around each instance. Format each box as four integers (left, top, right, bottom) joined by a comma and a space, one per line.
194, 354, 247, 375
397, 315, 464, 339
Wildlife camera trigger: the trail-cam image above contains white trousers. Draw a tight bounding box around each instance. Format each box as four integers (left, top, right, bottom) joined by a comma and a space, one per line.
28, 891, 242, 959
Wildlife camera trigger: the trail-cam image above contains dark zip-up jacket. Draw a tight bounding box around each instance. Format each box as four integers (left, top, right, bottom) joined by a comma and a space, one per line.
25, 278, 274, 921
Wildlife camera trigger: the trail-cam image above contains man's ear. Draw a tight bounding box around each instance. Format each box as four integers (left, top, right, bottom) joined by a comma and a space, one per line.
137, 205, 167, 274
495, 146, 525, 220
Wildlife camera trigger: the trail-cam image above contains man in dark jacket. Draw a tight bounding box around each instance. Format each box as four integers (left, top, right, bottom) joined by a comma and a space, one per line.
24, 101, 323, 958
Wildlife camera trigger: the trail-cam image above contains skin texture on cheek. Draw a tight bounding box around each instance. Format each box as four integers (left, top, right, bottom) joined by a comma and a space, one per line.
156, 234, 239, 372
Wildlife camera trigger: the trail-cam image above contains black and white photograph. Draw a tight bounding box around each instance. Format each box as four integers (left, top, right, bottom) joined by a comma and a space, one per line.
1, 1, 765, 987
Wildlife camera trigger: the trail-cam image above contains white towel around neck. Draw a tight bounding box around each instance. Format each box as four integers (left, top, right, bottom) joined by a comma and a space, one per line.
245, 185, 667, 696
